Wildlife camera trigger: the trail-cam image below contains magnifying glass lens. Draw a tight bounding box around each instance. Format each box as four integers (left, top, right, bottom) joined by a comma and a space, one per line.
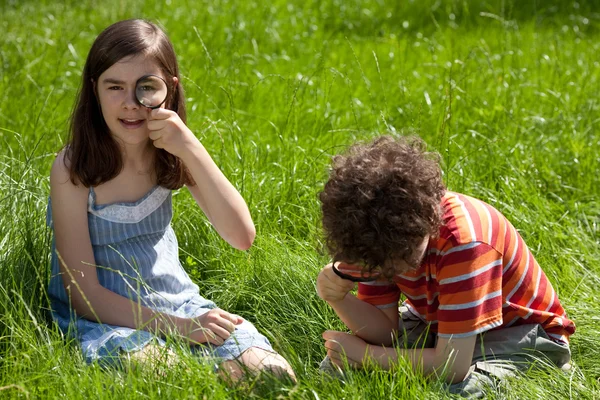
135, 75, 168, 109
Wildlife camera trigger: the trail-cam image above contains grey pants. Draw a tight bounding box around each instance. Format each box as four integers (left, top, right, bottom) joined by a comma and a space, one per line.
321, 306, 571, 398
397, 306, 571, 397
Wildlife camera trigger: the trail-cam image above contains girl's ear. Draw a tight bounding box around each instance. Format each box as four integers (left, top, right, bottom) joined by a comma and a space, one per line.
91, 79, 98, 97
167, 77, 179, 110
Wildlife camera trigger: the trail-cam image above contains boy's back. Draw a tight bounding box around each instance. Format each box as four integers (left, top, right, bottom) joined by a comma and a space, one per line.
358, 191, 575, 344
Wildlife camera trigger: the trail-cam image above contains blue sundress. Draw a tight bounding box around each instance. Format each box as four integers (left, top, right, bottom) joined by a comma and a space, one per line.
46, 185, 273, 366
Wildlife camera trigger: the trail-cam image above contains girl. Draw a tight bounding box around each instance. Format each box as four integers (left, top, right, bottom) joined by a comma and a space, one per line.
47, 19, 295, 380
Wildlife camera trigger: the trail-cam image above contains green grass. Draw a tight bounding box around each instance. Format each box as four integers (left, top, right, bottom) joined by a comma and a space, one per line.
1, 0, 599, 398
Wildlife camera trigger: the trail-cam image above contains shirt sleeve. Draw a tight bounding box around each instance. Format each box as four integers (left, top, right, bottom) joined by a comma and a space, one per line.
436, 241, 504, 338
357, 281, 401, 310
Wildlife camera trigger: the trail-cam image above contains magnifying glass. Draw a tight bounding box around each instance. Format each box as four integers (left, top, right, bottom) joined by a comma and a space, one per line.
331, 261, 381, 283
135, 74, 169, 109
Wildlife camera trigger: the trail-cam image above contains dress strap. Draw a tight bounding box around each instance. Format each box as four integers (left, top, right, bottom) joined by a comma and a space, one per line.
87, 186, 96, 211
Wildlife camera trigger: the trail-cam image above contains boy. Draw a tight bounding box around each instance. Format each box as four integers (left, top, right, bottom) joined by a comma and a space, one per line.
316, 135, 574, 397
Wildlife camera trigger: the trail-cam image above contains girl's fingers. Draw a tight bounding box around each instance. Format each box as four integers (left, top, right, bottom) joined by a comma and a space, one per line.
148, 130, 161, 141
209, 324, 232, 341
147, 119, 166, 131
220, 310, 241, 326
217, 318, 236, 334
191, 327, 223, 346
204, 333, 224, 346
151, 138, 164, 149
149, 108, 172, 120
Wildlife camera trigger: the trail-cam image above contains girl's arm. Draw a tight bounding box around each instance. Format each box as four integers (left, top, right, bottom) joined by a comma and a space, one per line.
50, 152, 238, 343
146, 107, 255, 250
181, 143, 256, 251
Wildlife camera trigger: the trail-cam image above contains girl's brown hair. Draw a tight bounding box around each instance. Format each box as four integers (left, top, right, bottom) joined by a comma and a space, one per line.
66, 19, 193, 189
319, 135, 446, 278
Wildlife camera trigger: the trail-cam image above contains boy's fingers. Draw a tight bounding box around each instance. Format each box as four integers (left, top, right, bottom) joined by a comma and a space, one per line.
324, 266, 355, 288
327, 345, 361, 368
327, 350, 343, 365
322, 273, 352, 293
322, 330, 342, 340
324, 339, 342, 352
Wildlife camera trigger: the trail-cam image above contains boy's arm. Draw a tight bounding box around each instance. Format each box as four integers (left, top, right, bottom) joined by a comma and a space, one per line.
328, 294, 399, 346
370, 334, 477, 383
325, 330, 476, 384
317, 264, 399, 346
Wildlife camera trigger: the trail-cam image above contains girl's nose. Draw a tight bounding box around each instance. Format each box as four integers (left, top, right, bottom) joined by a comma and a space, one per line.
122, 89, 139, 110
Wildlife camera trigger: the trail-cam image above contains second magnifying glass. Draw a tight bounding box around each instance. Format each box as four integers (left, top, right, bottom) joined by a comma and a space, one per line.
135, 74, 169, 109
331, 261, 381, 282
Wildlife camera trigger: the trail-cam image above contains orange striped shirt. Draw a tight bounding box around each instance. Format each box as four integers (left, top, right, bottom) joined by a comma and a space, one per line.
357, 192, 575, 343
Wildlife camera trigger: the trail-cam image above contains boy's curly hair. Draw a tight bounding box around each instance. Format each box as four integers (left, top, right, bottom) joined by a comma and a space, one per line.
319, 135, 446, 277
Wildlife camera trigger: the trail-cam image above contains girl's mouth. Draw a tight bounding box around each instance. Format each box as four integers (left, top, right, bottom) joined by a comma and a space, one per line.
119, 119, 145, 129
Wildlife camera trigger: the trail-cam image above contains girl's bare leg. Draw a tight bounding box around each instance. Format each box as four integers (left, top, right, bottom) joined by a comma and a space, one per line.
123, 343, 179, 373
125, 344, 296, 383
219, 347, 296, 382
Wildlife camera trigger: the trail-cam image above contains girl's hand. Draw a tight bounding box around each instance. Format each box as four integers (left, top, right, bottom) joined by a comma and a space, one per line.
147, 108, 200, 159
323, 330, 369, 369
180, 308, 243, 346
316, 263, 356, 303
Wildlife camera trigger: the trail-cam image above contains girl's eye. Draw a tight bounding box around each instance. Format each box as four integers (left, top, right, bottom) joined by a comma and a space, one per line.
108, 86, 122, 90
140, 85, 155, 91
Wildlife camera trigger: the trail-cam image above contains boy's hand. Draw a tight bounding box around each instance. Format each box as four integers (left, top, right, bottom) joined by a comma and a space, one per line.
316, 263, 356, 303
323, 330, 369, 369
180, 308, 243, 346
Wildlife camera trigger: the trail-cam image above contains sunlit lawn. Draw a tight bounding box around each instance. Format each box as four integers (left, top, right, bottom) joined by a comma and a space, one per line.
0, 0, 599, 398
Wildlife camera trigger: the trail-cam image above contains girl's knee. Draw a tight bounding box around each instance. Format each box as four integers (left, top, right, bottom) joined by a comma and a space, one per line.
219, 347, 296, 382
123, 343, 178, 369
240, 347, 297, 381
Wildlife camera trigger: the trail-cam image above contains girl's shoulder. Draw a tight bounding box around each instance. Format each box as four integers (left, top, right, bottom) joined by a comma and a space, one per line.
50, 147, 74, 184
50, 147, 89, 208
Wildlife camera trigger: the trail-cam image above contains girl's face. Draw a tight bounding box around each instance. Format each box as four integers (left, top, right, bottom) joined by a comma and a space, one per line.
96, 54, 166, 147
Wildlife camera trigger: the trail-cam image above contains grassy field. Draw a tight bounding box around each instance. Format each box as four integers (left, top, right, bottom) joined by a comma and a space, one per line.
1, 0, 599, 398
